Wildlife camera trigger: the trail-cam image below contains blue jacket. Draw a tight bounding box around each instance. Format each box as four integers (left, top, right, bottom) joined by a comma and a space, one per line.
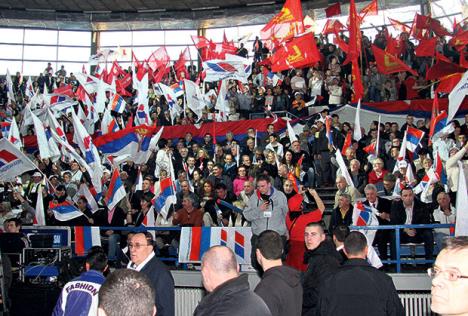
53, 270, 106, 316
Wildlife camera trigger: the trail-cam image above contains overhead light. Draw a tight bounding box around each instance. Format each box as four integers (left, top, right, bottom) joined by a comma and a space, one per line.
192, 6, 219, 11
83, 10, 112, 14
246, 1, 275, 6
137, 8, 166, 13
25, 8, 56, 12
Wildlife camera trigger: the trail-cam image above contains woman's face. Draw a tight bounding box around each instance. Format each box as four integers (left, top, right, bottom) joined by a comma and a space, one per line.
204, 183, 212, 193
198, 149, 205, 158
283, 180, 294, 194
285, 152, 292, 161
193, 170, 200, 180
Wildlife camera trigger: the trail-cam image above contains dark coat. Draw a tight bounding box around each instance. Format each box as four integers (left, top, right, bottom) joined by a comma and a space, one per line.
363, 197, 392, 225
139, 255, 175, 316
319, 258, 405, 316
255, 265, 303, 316
302, 240, 341, 316
390, 198, 433, 225
194, 274, 271, 316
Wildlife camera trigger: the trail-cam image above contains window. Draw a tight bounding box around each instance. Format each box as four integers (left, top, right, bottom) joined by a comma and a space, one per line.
0, 45, 23, 60
0, 28, 24, 44
59, 31, 91, 46
24, 29, 58, 45
165, 30, 197, 45
133, 31, 165, 45
100, 31, 132, 47
23, 45, 57, 61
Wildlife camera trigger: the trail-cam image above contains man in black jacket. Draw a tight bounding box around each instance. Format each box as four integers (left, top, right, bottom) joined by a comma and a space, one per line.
194, 246, 271, 316
127, 232, 175, 316
390, 187, 434, 261
319, 231, 404, 316
255, 230, 302, 316
302, 222, 341, 316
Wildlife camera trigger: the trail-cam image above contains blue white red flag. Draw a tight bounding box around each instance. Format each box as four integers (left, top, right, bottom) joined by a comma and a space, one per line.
49, 200, 82, 221
352, 201, 379, 244
101, 109, 120, 135
108, 94, 126, 113
405, 126, 425, 152
104, 169, 127, 210
178, 227, 252, 263
0, 138, 37, 182
74, 226, 101, 256
202, 59, 248, 82
170, 80, 185, 97
429, 110, 448, 141
154, 177, 177, 220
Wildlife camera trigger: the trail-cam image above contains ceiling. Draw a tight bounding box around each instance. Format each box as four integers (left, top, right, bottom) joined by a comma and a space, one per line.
0, 0, 419, 31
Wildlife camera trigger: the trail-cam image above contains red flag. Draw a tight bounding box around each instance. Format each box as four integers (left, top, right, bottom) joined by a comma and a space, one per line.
333, 31, 349, 53
174, 47, 190, 72
325, 3, 341, 18
426, 59, 465, 80
342, 131, 352, 155
270, 33, 320, 72
260, 0, 304, 44
385, 34, 405, 56
53, 84, 75, 98
191, 35, 210, 49
343, 0, 361, 65
351, 59, 364, 101
363, 142, 376, 155
428, 94, 439, 145
75, 85, 87, 103
388, 17, 411, 33
372, 45, 417, 76
435, 73, 464, 93
461, 50, 468, 68
147, 47, 170, 72
322, 19, 346, 35
449, 30, 468, 49
132, 50, 143, 69
359, 0, 378, 20
415, 37, 437, 57
411, 14, 431, 40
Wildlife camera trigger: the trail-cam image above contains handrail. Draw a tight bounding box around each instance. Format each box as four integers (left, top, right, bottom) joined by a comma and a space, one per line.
350, 223, 455, 273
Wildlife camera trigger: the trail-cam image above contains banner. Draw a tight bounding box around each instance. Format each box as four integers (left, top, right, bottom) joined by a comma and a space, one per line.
179, 227, 252, 264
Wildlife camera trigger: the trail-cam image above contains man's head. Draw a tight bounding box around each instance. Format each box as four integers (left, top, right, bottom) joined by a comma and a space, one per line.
335, 176, 348, 191
256, 230, 283, 269
256, 175, 272, 195
437, 192, 451, 210
129, 232, 154, 266
181, 196, 195, 210
85, 247, 108, 272
201, 246, 239, 292
213, 164, 224, 177
364, 184, 378, 203
98, 269, 156, 316
383, 173, 396, 192
338, 193, 351, 209
304, 222, 326, 251
243, 181, 254, 195
4, 218, 21, 233
332, 225, 350, 247
431, 237, 468, 316
344, 231, 368, 259
401, 187, 414, 207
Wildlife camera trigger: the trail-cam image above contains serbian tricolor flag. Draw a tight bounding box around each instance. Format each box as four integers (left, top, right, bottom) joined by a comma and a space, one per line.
95, 126, 141, 156
154, 177, 177, 220
429, 110, 448, 141
352, 201, 379, 244
325, 116, 333, 145
104, 169, 127, 210
406, 126, 425, 152
49, 200, 82, 221
108, 94, 126, 113
74, 226, 101, 256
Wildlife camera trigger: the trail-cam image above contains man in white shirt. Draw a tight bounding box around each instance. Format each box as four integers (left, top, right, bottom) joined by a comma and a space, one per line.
432, 192, 456, 252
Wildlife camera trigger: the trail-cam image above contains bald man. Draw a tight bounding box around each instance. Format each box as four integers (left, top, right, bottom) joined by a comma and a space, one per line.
194, 246, 272, 316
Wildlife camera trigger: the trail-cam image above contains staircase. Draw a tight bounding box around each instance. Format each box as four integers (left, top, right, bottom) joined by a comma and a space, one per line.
314, 186, 336, 230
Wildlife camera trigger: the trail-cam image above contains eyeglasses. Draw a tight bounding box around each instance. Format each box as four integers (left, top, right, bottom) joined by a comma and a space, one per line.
128, 243, 150, 250
427, 267, 468, 281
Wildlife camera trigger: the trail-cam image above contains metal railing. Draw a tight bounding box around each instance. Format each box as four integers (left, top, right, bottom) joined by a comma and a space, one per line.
350, 223, 454, 273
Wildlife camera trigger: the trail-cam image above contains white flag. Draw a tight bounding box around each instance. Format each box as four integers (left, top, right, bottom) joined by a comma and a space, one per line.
8, 117, 22, 149
335, 150, 354, 187
74, 183, 99, 214
29, 108, 52, 160
455, 161, 468, 236
5, 69, 15, 102
287, 120, 298, 143
0, 138, 37, 182
353, 99, 362, 141
215, 80, 230, 122
35, 186, 46, 226
448, 70, 468, 122
184, 79, 206, 119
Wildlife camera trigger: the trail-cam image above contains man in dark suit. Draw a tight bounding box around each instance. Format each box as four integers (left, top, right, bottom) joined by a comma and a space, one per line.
362, 184, 392, 262
127, 232, 175, 316
390, 187, 434, 262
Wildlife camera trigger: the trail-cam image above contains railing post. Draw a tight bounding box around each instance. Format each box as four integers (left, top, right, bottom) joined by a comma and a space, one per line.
395, 228, 401, 273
